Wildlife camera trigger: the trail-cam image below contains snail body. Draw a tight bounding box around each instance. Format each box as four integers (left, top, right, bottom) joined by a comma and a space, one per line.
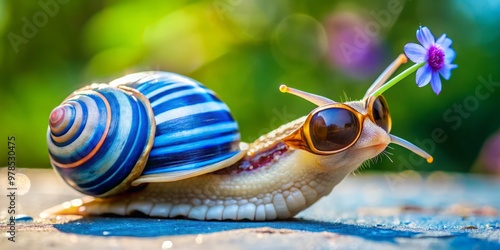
46, 111, 363, 220
44, 57, 433, 220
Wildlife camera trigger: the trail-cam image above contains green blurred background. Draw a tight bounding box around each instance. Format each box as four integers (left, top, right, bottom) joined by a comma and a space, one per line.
0, 0, 499, 173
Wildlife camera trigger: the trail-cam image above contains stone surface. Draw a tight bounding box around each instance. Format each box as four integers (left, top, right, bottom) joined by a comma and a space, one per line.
1, 168, 499, 249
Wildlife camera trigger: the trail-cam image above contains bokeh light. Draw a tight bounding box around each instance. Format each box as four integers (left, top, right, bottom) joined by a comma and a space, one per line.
324, 10, 386, 80
272, 14, 327, 71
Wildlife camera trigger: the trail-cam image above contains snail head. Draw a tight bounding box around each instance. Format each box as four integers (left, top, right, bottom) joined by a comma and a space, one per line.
279, 54, 432, 170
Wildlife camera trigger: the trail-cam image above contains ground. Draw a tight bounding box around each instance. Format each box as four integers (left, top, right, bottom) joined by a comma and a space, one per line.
1, 168, 499, 249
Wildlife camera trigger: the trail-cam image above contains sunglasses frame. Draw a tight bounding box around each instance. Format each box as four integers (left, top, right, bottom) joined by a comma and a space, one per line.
283, 95, 392, 155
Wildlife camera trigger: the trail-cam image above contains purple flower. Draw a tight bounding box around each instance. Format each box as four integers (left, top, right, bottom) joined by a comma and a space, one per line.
404, 26, 457, 94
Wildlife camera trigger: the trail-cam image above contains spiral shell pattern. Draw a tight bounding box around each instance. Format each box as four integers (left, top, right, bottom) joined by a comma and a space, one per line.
110, 72, 242, 176
48, 72, 244, 196
47, 84, 155, 197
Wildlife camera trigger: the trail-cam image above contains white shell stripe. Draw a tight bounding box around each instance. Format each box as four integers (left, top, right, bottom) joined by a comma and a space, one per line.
155, 102, 231, 124
149, 134, 240, 156
144, 82, 196, 99
150, 88, 209, 107
143, 151, 239, 174
152, 122, 238, 147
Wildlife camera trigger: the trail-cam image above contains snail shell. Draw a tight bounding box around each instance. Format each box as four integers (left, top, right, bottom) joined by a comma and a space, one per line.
47, 72, 247, 197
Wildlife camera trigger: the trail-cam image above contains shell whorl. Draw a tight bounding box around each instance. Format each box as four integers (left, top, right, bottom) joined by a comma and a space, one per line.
47, 72, 245, 196
47, 84, 155, 197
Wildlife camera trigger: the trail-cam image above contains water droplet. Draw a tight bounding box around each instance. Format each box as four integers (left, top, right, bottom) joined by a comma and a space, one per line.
162, 241, 173, 249
16, 173, 31, 196
70, 199, 83, 207
195, 234, 203, 244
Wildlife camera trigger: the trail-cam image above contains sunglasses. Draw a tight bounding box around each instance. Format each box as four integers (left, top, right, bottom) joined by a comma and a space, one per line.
283, 95, 391, 155
279, 54, 433, 163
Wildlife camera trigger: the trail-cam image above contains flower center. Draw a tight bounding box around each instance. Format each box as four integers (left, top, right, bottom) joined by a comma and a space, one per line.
428, 45, 445, 70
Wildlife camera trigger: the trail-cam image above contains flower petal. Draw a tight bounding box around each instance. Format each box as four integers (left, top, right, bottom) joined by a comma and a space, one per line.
438, 64, 452, 80
416, 64, 432, 87
445, 48, 456, 64
430, 71, 442, 95
404, 43, 427, 63
439, 63, 457, 80
436, 34, 452, 48
417, 26, 435, 48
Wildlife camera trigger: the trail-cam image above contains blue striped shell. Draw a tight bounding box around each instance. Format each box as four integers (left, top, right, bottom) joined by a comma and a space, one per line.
47, 72, 246, 197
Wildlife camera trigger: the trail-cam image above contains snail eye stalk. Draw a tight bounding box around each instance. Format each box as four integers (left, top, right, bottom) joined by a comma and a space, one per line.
279, 85, 335, 106
364, 54, 408, 99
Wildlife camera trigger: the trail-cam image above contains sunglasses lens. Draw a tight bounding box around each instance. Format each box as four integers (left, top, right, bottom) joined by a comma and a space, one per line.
309, 108, 360, 151
372, 96, 391, 132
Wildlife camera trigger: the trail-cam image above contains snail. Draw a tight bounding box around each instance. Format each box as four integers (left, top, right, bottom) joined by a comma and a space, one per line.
42, 54, 433, 221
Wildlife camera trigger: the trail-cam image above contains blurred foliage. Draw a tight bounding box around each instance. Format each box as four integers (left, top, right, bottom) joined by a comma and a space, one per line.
0, 0, 499, 172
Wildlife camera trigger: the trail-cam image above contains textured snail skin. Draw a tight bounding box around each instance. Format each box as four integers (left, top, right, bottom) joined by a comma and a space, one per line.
42, 101, 390, 221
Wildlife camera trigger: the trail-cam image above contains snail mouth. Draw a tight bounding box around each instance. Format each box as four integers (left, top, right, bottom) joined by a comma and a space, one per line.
358, 133, 390, 151
365, 143, 388, 151
353, 141, 389, 159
